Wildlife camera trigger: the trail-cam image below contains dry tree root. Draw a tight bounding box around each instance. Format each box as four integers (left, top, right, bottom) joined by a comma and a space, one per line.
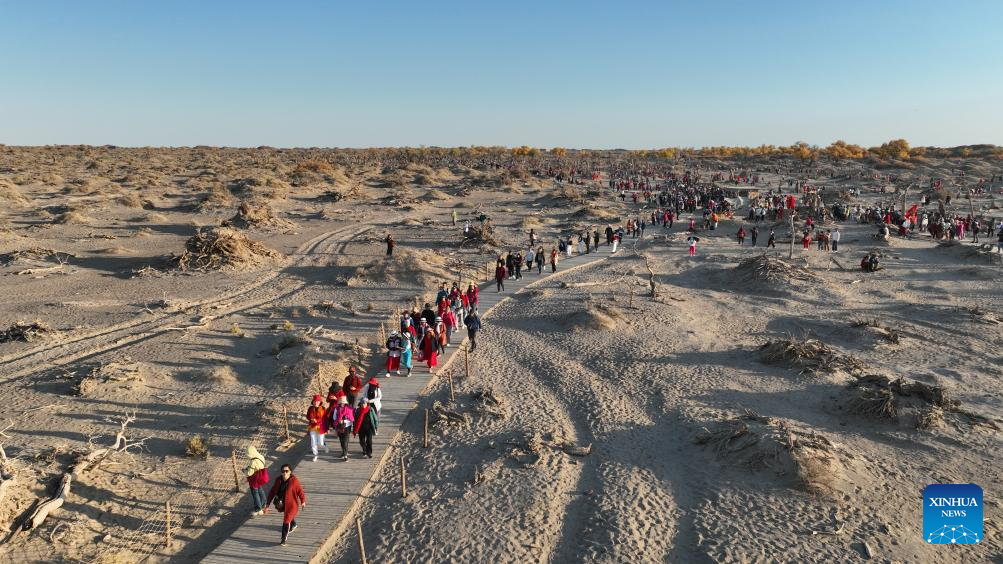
174, 227, 281, 271
759, 336, 863, 376
3, 411, 149, 541
222, 201, 294, 231
844, 374, 999, 430
735, 255, 820, 285
694, 410, 845, 497
849, 318, 900, 345
0, 321, 54, 344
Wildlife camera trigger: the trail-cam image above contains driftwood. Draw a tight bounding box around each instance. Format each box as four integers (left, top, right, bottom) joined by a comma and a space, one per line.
6, 411, 148, 540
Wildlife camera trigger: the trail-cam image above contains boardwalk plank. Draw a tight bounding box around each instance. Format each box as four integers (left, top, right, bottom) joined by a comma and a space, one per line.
202, 243, 617, 563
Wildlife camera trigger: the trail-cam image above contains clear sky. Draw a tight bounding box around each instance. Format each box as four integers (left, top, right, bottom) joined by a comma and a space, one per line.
1, 1, 1001, 149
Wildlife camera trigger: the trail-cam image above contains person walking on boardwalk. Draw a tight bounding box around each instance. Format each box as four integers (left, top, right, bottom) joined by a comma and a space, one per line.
550, 247, 558, 272
466, 283, 478, 309
751, 226, 759, 247
385, 233, 395, 256
343, 366, 363, 407
495, 261, 507, 292
306, 394, 327, 462
465, 307, 482, 352
332, 396, 354, 460
243, 446, 269, 516
400, 332, 414, 377
767, 229, 777, 248
535, 246, 545, 273
385, 330, 403, 376
357, 376, 382, 413
263, 464, 306, 546
420, 323, 439, 373
353, 397, 379, 459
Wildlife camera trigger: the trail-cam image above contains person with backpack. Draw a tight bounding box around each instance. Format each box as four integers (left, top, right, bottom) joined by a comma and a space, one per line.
385, 331, 403, 376
263, 464, 306, 546
243, 446, 269, 516
356, 376, 382, 413
464, 307, 482, 352
331, 396, 354, 460
353, 398, 379, 459
306, 395, 327, 462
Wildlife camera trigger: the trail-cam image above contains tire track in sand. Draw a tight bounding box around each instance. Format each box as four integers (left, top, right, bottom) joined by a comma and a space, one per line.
0, 224, 368, 384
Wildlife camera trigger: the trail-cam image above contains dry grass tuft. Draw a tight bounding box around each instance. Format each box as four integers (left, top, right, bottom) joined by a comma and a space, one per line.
193, 364, 238, 384
565, 301, 626, 331
52, 211, 91, 224
271, 331, 313, 356
0, 178, 29, 204
185, 435, 210, 459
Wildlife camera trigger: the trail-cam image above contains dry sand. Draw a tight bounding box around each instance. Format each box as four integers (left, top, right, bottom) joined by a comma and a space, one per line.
0, 146, 1000, 563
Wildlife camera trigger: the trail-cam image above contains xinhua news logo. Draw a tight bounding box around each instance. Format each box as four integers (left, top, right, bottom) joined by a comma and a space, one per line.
923, 484, 983, 545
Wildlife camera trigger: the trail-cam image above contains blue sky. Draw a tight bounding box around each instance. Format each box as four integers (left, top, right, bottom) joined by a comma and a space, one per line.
1, 1, 1001, 148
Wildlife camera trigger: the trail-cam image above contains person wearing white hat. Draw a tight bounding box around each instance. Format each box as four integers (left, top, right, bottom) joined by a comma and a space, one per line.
433, 316, 447, 354
385, 330, 403, 376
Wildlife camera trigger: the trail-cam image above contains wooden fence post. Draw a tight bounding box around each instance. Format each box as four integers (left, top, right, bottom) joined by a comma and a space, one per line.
400, 455, 407, 498
230, 450, 242, 492
356, 518, 368, 564
423, 408, 429, 448
165, 501, 172, 546
464, 345, 470, 379
448, 370, 455, 402
282, 405, 291, 443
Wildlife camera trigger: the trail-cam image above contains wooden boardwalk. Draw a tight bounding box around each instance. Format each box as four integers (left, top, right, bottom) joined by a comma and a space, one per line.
202, 243, 616, 564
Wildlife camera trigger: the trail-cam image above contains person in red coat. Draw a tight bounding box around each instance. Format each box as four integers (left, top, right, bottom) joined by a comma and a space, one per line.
420, 327, 438, 372
342, 366, 363, 406
263, 464, 306, 546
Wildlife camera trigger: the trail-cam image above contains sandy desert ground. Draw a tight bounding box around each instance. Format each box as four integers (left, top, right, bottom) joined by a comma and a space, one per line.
0, 145, 1000, 563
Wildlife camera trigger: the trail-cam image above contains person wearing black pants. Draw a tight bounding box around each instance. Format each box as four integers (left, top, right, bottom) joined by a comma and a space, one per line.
355, 398, 378, 458
464, 308, 482, 352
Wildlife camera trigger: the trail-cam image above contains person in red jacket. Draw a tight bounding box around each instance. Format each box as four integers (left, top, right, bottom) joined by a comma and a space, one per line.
466, 283, 478, 308
263, 464, 306, 546
420, 326, 438, 372
342, 366, 363, 406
